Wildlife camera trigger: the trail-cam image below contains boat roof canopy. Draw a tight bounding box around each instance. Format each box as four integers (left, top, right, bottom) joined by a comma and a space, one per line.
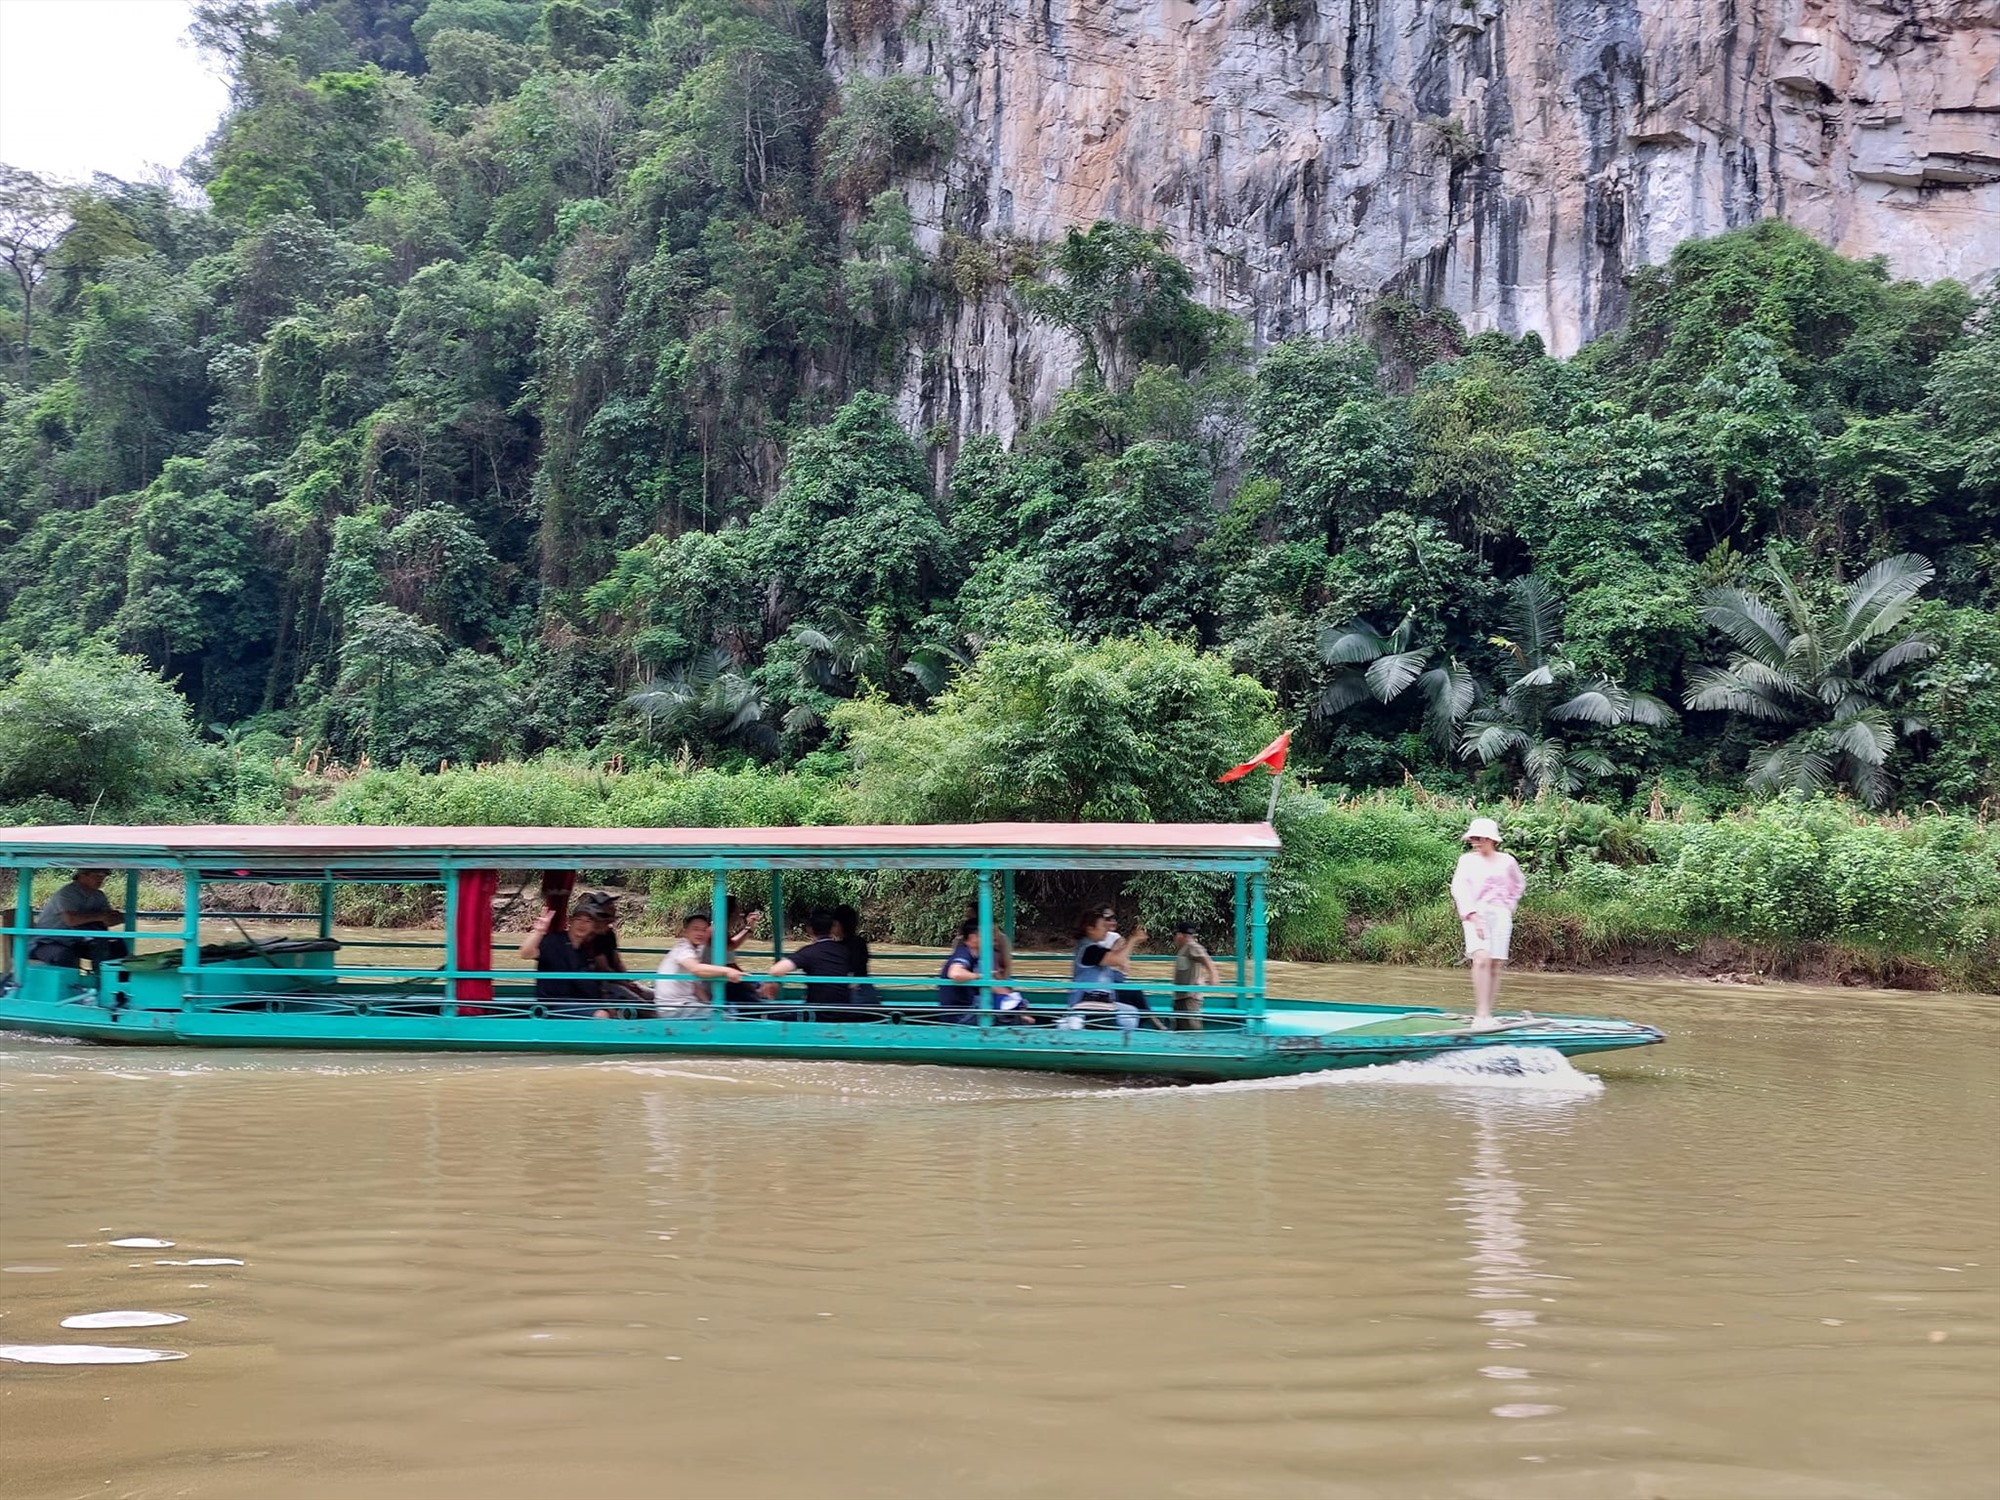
0, 823, 1280, 875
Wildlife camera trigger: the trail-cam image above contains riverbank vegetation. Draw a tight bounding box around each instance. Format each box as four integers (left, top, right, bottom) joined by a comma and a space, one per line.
3, 638, 1993, 991
2, 1, 1996, 987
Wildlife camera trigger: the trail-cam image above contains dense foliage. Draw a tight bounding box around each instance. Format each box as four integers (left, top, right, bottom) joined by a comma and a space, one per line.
1, 2, 1996, 955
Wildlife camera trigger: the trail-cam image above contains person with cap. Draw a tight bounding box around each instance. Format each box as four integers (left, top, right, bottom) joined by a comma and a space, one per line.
29, 867, 129, 968
573, 891, 650, 1006
517, 901, 613, 1018
1170, 922, 1219, 1031
1450, 817, 1525, 1029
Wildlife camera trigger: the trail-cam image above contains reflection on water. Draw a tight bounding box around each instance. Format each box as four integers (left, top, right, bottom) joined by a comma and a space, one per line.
1, 968, 1996, 1500
1460, 1093, 1570, 1422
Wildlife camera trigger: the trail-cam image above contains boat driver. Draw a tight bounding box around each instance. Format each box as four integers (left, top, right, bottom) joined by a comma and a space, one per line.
29, 867, 130, 968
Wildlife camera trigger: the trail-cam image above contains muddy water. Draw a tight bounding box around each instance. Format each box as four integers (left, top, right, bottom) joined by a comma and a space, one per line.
1, 966, 1994, 1500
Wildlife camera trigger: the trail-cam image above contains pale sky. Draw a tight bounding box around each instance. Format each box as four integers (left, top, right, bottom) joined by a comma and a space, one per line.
0, 0, 230, 183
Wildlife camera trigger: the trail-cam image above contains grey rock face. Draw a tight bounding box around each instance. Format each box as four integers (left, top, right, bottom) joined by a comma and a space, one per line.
830, 0, 2000, 441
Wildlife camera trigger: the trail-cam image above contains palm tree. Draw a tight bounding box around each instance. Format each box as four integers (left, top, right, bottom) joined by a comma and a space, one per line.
1685, 552, 1935, 807
1317, 610, 1474, 751
1459, 577, 1676, 797
629, 648, 773, 755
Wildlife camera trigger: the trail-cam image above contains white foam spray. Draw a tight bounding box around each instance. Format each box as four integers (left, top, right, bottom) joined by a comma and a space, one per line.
1103, 1046, 1606, 1098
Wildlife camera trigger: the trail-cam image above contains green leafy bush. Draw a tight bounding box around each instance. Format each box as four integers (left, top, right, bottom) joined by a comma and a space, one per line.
0, 650, 206, 809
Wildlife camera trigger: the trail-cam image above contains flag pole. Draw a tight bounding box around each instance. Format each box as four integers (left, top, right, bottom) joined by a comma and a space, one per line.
1264, 763, 1284, 824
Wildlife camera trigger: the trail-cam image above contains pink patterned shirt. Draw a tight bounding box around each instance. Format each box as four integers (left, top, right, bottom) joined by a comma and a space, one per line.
1451, 851, 1525, 917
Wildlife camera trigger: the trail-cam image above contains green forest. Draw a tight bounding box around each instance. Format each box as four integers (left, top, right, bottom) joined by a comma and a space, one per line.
1, 0, 1996, 983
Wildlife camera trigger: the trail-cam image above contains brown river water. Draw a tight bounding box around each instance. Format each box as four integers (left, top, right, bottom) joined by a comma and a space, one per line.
1, 960, 1995, 1500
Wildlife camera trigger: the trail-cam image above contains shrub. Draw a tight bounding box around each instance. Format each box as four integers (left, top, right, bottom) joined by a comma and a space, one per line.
819, 75, 955, 206
1657, 794, 1997, 952
0, 649, 205, 809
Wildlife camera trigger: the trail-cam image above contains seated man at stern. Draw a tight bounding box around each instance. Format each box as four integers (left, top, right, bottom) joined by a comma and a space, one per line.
30, 867, 130, 967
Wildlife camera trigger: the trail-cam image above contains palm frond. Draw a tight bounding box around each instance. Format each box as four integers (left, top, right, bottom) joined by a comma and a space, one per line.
1839, 553, 1934, 640
1550, 681, 1624, 725
1766, 556, 1817, 641
1504, 575, 1561, 664
902, 642, 970, 698
1522, 736, 1562, 786
1698, 588, 1793, 665
1747, 739, 1832, 797
1364, 648, 1430, 702
1858, 634, 1937, 682
1417, 658, 1476, 747
1623, 689, 1677, 727
1462, 721, 1528, 765
1844, 757, 1890, 810
1828, 710, 1893, 768
1319, 618, 1390, 665
1316, 671, 1375, 719
1685, 664, 1798, 720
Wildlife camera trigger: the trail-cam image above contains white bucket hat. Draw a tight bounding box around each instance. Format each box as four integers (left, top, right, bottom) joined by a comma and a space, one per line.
1462, 817, 1503, 844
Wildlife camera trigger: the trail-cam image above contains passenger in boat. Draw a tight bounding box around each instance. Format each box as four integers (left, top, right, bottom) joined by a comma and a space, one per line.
721, 902, 765, 1009
935, 920, 985, 1024
831, 904, 881, 1012
573, 891, 651, 1008
29, 867, 129, 968
1061, 908, 1150, 1030
1170, 922, 1220, 1032
519, 903, 613, 1017
953, 901, 1029, 1021
1451, 817, 1525, 1030
652, 913, 745, 1018
763, 909, 857, 1020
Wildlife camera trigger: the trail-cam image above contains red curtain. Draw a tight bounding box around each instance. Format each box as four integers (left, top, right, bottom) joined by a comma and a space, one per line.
538, 869, 576, 921
453, 869, 499, 1010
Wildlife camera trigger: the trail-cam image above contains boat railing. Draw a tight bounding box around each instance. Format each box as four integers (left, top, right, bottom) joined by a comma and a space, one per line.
47, 956, 1264, 1030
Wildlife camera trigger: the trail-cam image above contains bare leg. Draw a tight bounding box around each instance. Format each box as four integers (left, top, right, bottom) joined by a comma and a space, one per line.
1489, 959, 1506, 1018
1470, 955, 1496, 1026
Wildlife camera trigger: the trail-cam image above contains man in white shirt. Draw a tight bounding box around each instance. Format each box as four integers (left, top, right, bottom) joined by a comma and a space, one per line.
653, 913, 744, 1018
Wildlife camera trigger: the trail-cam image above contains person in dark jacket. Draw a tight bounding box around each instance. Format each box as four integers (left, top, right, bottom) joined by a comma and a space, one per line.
764, 909, 859, 1021
518, 903, 611, 1018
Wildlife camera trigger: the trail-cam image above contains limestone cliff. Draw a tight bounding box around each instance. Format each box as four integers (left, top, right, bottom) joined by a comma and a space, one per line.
830, 0, 2000, 440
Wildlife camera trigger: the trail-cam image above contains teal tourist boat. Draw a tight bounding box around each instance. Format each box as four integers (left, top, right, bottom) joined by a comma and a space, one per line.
0, 824, 1662, 1080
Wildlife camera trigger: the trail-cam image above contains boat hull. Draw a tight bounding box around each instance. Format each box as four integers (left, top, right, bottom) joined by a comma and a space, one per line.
0, 992, 1664, 1081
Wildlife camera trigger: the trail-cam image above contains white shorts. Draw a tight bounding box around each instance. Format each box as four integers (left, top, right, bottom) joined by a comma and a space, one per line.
1463, 908, 1512, 961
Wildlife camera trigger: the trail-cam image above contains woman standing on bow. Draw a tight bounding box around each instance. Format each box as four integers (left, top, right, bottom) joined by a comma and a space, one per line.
1450, 817, 1525, 1030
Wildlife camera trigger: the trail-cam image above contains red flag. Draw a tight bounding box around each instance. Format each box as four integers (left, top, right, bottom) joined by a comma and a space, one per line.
1218, 730, 1291, 783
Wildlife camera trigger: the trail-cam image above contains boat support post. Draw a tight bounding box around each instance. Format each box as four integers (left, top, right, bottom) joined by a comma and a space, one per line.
183, 868, 202, 1008
709, 868, 728, 1017
318, 873, 334, 942
11, 865, 31, 979
1233, 871, 1247, 1008
976, 868, 994, 1028
769, 871, 784, 961
123, 870, 140, 945
1249, 873, 1267, 1018
442, 866, 459, 1016
1001, 869, 1015, 948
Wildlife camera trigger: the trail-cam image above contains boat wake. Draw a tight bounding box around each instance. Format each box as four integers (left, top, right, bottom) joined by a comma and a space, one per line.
1130, 1046, 1606, 1097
